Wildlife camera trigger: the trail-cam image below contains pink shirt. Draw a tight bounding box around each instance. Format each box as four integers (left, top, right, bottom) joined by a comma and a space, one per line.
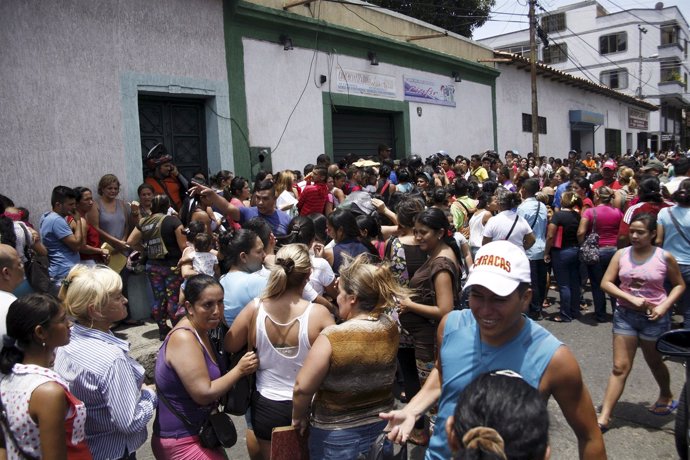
617, 247, 667, 310
582, 205, 623, 246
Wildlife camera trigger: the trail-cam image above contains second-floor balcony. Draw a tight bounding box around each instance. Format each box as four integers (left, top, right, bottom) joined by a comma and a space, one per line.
657, 42, 685, 61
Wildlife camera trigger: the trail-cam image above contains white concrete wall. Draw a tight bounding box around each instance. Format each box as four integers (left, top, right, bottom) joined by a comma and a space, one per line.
242, 38, 495, 170
495, 64, 651, 157
0, 0, 229, 222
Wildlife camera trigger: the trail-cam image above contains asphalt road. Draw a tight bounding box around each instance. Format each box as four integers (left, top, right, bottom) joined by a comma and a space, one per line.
131, 289, 685, 460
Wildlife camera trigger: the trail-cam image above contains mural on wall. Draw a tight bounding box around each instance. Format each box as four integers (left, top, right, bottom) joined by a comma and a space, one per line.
336, 69, 397, 98
404, 75, 456, 107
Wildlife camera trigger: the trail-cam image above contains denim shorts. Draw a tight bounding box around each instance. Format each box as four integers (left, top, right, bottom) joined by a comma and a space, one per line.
612, 307, 670, 341
309, 420, 387, 460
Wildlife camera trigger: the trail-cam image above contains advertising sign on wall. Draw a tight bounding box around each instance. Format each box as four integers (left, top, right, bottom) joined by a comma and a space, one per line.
403, 75, 456, 107
335, 69, 396, 98
628, 108, 649, 130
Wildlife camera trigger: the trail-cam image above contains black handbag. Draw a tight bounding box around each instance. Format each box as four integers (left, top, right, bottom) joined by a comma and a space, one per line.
224, 345, 255, 415
19, 223, 51, 294
157, 385, 237, 449
359, 432, 407, 460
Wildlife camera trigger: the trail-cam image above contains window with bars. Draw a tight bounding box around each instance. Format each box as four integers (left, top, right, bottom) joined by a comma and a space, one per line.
543, 43, 567, 64
541, 13, 566, 33
522, 113, 547, 134
599, 32, 627, 54
600, 69, 628, 89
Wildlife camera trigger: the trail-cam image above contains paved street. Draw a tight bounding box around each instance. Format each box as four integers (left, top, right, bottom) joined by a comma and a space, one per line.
125, 288, 685, 459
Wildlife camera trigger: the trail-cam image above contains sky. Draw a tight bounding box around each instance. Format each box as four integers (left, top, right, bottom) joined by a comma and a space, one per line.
472, 0, 690, 40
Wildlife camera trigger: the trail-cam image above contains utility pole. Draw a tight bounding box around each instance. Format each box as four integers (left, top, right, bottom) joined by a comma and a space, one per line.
529, 0, 539, 157
637, 24, 647, 98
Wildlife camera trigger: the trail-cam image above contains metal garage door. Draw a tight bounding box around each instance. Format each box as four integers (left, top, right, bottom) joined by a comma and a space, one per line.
332, 110, 394, 163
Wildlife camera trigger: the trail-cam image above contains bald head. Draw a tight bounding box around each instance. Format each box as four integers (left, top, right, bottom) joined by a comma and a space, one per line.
0, 244, 24, 292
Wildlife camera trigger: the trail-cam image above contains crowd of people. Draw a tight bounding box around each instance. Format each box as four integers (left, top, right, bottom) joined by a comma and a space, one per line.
0, 143, 689, 459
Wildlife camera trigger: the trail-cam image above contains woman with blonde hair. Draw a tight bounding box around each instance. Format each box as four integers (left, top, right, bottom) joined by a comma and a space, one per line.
55, 264, 156, 459
87, 174, 134, 254
614, 167, 638, 211
228, 243, 334, 459
292, 254, 411, 459
274, 170, 299, 214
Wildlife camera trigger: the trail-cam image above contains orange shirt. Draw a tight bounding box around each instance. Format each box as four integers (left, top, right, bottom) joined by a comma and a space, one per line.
145, 176, 183, 211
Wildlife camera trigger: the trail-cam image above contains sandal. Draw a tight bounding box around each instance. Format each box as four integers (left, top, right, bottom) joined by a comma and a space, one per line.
648, 400, 679, 416
549, 315, 571, 323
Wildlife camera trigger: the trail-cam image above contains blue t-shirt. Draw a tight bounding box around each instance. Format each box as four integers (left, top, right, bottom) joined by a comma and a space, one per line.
658, 206, 690, 265
239, 207, 291, 236
425, 309, 562, 460
220, 271, 267, 325
39, 211, 80, 279
552, 180, 569, 209
517, 198, 548, 260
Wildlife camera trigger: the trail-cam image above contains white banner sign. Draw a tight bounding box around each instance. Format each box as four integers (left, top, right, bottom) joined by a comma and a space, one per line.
404, 75, 456, 107
335, 69, 396, 98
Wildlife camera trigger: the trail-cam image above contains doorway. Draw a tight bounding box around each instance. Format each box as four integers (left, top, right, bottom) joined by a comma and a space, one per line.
138, 95, 208, 180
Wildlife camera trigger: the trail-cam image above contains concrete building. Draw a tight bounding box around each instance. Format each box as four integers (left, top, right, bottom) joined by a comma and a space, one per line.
479, 0, 690, 152
1, 0, 232, 215
226, 0, 499, 178
493, 51, 657, 157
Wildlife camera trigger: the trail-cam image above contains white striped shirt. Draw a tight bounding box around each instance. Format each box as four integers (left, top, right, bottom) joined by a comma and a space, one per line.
54, 323, 156, 460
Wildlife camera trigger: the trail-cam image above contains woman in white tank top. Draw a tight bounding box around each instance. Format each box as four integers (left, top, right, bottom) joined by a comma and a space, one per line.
228, 243, 334, 460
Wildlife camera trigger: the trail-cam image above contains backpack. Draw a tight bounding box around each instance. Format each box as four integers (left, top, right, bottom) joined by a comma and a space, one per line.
139, 214, 169, 260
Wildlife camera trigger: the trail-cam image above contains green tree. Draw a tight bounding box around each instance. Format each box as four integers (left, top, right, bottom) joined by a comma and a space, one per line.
366, 0, 496, 38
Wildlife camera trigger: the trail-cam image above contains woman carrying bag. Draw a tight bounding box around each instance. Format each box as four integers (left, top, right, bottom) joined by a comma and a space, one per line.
152, 274, 258, 459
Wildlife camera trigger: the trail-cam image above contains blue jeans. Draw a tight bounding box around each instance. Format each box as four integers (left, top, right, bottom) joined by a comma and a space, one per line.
586, 246, 618, 320
552, 247, 580, 321
680, 264, 690, 327
309, 420, 387, 460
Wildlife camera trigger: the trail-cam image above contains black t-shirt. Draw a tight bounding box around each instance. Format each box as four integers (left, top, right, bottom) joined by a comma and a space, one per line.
551, 210, 580, 248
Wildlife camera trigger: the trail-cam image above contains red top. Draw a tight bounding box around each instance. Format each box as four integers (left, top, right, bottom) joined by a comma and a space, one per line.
297, 183, 329, 216
619, 201, 672, 237
592, 179, 621, 191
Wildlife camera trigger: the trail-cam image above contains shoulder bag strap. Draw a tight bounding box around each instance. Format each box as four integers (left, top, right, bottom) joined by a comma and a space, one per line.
0, 385, 40, 460
669, 210, 690, 246
530, 202, 541, 228
154, 178, 176, 208
18, 222, 33, 262
505, 214, 520, 240
155, 383, 199, 431
592, 208, 597, 233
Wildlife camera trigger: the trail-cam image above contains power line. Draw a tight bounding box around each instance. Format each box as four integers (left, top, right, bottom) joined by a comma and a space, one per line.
536, 2, 659, 94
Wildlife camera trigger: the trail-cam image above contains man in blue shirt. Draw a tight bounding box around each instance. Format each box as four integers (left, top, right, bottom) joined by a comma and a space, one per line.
196, 180, 291, 236
517, 178, 548, 320
39, 186, 84, 291
380, 241, 605, 460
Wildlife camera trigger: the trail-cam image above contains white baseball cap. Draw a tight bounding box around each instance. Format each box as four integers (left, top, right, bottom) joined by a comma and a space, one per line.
465, 241, 531, 296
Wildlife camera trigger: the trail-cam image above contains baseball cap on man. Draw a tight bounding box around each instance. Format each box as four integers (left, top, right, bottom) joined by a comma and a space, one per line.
464, 241, 531, 297
602, 160, 617, 170
641, 159, 665, 172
